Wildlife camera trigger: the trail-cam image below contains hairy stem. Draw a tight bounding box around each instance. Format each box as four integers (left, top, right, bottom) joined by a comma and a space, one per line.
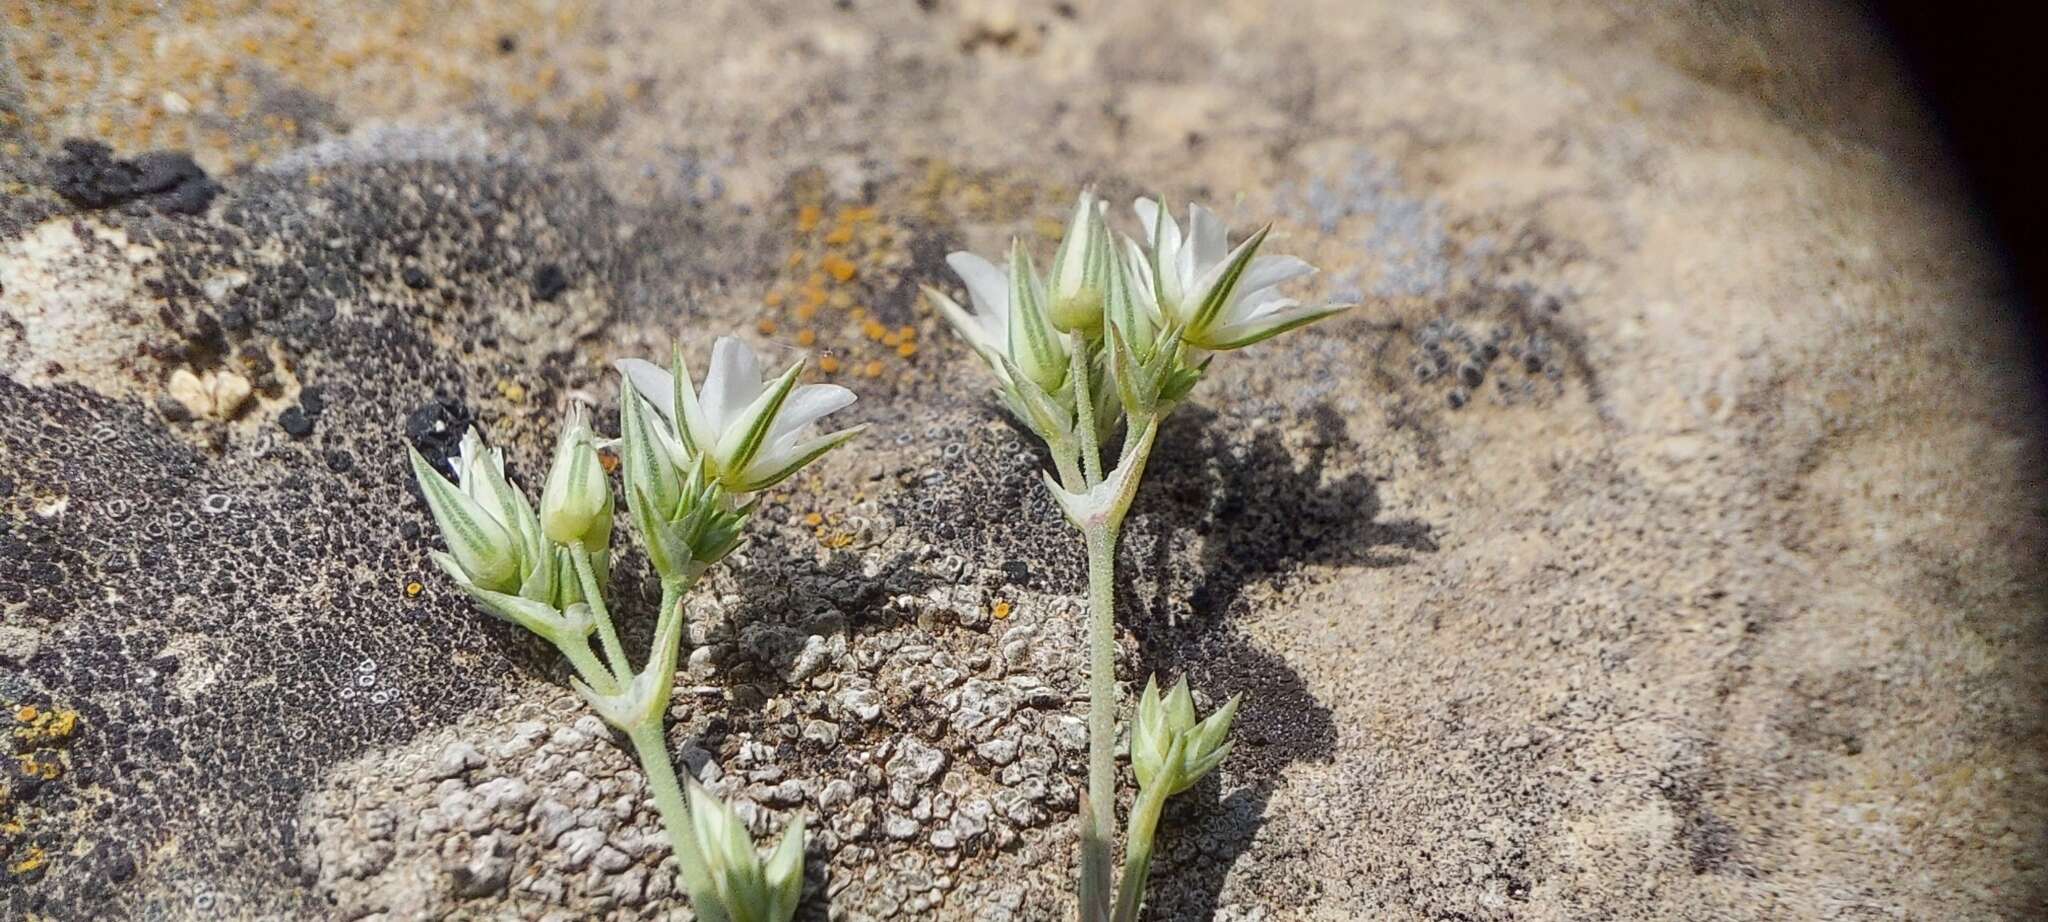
1080, 520, 1122, 913
1112, 784, 1170, 922
573, 548, 634, 680
557, 638, 620, 696
1050, 435, 1087, 494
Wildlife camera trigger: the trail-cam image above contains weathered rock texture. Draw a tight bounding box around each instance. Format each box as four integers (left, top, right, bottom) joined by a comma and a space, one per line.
2, 1, 2044, 920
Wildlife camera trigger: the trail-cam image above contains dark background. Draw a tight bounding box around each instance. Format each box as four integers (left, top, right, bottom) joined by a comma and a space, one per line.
1870, 2, 2048, 396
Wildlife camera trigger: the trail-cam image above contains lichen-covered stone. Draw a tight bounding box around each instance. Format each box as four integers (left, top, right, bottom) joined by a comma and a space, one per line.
2, 1, 2044, 921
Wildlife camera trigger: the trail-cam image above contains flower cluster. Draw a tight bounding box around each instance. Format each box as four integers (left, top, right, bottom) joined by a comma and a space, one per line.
408, 335, 857, 922
925, 191, 1347, 521
925, 191, 1347, 921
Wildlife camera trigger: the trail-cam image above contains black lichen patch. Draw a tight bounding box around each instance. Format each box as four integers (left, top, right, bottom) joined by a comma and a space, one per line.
0, 152, 687, 920
880, 408, 1083, 592
530, 263, 570, 301
404, 397, 475, 474
47, 140, 221, 215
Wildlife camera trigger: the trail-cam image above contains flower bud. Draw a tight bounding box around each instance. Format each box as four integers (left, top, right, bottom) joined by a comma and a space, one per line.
1005, 239, 1069, 393
408, 444, 520, 593
1131, 675, 1238, 796
618, 380, 685, 519
539, 406, 614, 551
683, 779, 807, 922
1048, 190, 1111, 334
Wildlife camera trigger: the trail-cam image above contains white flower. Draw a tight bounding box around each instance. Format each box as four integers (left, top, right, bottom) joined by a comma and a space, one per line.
616, 336, 862, 494
1130, 198, 1349, 351
924, 239, 1070, 393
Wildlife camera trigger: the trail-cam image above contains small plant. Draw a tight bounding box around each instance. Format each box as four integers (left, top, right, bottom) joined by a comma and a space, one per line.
407, 335, 861, 922
925, 191, 1348, 919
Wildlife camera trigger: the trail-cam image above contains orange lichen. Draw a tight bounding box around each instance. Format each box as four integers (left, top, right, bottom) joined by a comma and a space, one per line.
756, 318, 779, 335
818, 356, 842, 374
823, 224, 855, 246
992, 600, 1013, 620
405, 581, 424, 597
795, 329, 816, 347
802, 512, 824, 527
9, 845, 45, 876
796, 204, 823, 232
822, 254, 857, 282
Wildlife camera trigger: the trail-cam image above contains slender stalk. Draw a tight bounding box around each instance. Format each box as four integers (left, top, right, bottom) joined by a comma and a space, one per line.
1071, 346, 1105, 485
1080, 520, 1122, 912
1049, 435, 1087, 494
1112, 784, 1170, 922
626, 719, 711, 881
573, 548, 634, 679
557, 638, 619, 696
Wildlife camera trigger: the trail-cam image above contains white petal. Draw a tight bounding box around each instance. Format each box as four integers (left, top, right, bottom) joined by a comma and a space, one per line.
1234, 286, 1296, 321
1238, 255, 1315, 295
615, 358, 678, 423
701, 336, 763, 437
1183, 231, 1267, 326
1220, 256, 1317, 326
1201, 300, 1349, 349
928, 284, 1003, 356
1134, 198, 1181, 263
457, 428, 487, 485
1186, 203, 1229, 276
770, 384, 856, 441
946, 251, 1011, 340
1121, 235, 1164, 323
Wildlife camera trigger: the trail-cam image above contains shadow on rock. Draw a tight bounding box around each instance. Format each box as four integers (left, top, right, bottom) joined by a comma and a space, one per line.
1125, 402, 1435, 918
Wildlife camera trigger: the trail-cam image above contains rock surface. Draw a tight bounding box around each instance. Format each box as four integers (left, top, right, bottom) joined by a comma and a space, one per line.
2, 1, 2044, 920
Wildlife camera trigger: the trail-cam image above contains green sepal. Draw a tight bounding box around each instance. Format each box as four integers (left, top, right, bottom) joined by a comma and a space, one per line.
619, 382, 684, 518
1006, 239, 1067, 391
410, 446, 520, 592
1187, 224, 1271, 336
717, 359, 804, 485
1198, 303, 1353, 351
736, 425, 866, 495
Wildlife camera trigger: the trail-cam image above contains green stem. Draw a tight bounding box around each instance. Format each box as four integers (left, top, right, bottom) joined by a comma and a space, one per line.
557, 637, 619, 696
1112, 785, 1170, 922
573, 547, 634, 680
1071, 346, 1104, 485
1080, 520, 1121, 912
1050, 435, 1087, 494
626, 719, 711, 888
